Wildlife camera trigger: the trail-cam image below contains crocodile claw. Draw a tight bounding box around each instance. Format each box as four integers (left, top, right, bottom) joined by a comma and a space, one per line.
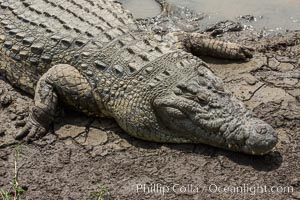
15, 115, 47, 141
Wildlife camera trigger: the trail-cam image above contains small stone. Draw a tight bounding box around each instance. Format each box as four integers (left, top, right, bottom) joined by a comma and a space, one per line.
244, 74, 258, 85
277, 63, 294, 72
55, 124, 85, 139
82, 128, 108, 146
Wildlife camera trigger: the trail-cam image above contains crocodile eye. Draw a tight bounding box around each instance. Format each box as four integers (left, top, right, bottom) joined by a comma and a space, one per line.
164, 107, 186, 119
196, 92, 210, 106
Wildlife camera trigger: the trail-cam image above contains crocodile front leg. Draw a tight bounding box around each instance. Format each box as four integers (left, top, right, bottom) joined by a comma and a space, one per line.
16, 64, 99, 141
167, 32, 254, 60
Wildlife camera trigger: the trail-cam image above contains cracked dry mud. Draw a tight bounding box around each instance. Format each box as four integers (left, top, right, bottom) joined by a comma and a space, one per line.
0, 28, 300, 200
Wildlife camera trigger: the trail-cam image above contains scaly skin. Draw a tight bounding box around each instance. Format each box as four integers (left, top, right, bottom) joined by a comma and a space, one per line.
0, 0, 277, 155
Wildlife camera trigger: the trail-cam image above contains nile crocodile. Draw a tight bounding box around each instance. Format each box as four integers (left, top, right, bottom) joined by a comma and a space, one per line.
0, 0, 277, 155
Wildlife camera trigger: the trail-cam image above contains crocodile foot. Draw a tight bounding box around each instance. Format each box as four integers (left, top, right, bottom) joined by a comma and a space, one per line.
168, 32, 255, 60
15, 114, 47, 141
14, 64, 99, 141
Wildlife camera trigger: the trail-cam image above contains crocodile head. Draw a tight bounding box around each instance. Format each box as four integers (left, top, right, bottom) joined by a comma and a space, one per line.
153, 66, 278, 155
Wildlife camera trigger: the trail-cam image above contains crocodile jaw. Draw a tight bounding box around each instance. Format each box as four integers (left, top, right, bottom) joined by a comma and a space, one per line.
152, 67, 278, 156
154, 95, 277, 155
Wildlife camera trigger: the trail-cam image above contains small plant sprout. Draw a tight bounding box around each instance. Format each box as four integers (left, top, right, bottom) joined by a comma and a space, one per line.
0, 145, 25, 200
92, 184, 110, 200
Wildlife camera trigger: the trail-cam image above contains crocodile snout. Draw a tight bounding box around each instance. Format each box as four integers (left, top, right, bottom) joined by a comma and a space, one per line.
242, 119, 278, 155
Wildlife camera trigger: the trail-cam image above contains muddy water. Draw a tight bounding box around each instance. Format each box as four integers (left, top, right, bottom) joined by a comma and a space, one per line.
118, 0, 161, 18
119, 0, 300, 31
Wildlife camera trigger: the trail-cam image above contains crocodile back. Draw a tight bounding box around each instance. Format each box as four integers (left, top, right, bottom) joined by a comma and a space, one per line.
0, 0, 138, 93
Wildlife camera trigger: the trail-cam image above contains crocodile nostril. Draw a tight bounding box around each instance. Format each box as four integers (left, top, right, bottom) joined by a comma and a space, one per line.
243, 119, 278, 155
255, 125, 269, 135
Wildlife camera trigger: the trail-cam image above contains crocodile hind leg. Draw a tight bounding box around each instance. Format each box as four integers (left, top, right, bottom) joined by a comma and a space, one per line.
167, 32, 254, 60
16, 64, 99, 141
